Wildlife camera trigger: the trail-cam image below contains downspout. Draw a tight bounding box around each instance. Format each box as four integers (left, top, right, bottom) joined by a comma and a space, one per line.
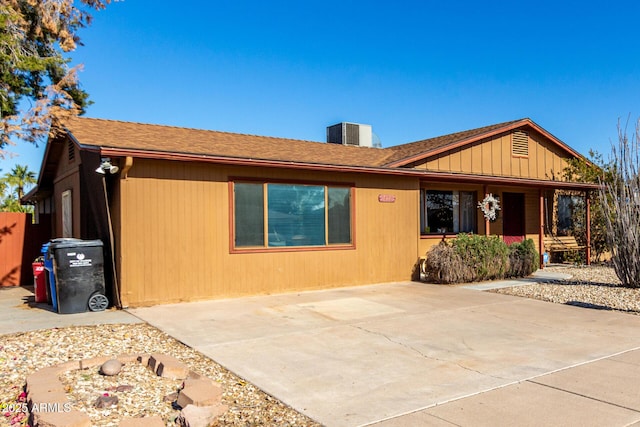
121, 156, 134, 179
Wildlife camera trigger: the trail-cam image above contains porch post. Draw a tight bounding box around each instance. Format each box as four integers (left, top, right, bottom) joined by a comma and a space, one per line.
539, 189, 545, 269
483, 184, 490, 236
538, 188, 544, 268
586, 190, 591, 265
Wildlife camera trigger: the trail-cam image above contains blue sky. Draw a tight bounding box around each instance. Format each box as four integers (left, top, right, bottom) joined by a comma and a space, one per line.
3, 0, 640, 177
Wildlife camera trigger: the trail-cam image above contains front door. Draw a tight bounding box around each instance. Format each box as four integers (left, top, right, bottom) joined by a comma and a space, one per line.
502, 192, 525, 245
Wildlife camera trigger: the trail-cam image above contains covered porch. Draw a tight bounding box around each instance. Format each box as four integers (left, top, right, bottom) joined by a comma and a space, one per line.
416, 173, 600, 268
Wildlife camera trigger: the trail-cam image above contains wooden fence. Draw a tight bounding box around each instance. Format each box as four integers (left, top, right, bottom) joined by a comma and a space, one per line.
0, 212, 51, 287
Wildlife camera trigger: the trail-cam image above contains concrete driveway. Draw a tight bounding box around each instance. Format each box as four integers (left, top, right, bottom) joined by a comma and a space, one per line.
0, 285, 140, 334
129, 282, 640, 427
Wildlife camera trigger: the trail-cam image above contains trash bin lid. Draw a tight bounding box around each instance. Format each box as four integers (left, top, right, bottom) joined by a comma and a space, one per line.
49, 239, 104, 250
47, 238, 82, 253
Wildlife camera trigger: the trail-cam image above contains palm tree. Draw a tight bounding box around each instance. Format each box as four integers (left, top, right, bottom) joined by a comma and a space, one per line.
5, 164, 36, 200
1, 165, 36, 212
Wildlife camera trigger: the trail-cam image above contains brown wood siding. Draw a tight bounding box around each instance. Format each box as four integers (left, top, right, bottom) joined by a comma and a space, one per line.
117, 159, 419, 307
414, 130, 571, 181
51, 139, 82, 238
53, 172, 81, 238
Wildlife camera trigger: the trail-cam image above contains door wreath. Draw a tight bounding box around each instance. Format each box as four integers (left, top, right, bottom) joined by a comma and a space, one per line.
479, 193, 501, 221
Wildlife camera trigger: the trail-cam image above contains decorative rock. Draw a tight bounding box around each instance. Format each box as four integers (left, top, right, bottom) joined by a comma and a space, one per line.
177, 404, 228, 427
116, 353, 142, 364
118, 415, 165, 427
80, 356, 110, 370
28, 390, 69, 408
186, 371, 202, 380
148, 353, 189, 379
26, 377, 65, 395
32, 409, 91, 427
55, 360, 81, 371
100, 359, 123, 376
177, 379, 223, 408
94, 394, 119, 408
26, 367, 65, 392
136, 354, 151, 366
157, 360, 189, 380
163, 391, 179, 402
147, 353, 164, 373
105, 384, 134, 392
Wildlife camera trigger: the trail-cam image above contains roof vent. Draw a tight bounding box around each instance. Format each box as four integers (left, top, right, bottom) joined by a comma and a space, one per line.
327, 122, 381, 148
512, 130, 529, 157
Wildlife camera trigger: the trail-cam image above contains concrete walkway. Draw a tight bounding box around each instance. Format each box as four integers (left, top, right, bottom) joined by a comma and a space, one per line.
0, 285, 140, 335
129, 280, 640, 427
461, 269, 573, 291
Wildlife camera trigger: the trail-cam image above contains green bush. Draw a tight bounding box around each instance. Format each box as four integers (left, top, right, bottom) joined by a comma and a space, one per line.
423, 234, 539, 284
453, 234, 509, 281
507, 238, 539, 278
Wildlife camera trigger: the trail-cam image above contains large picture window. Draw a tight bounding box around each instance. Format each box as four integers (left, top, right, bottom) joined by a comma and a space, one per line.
420, 189, 476, 234
233, 181, 352, 249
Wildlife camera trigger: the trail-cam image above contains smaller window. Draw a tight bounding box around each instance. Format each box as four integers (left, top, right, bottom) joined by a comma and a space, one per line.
512, 130, 529, 157
421, 190, 476, 234
557, 194, 583, 235
61, 190, 73, 238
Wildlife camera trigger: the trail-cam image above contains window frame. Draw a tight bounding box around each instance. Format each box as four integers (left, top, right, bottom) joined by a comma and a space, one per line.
61, 189, 73, 238
229, 178, 356, 253
420, 188, 477, 236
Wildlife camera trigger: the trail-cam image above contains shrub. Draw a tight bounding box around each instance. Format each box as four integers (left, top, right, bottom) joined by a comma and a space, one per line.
423, 234, 538, 284
507, 239, 539, 278
424, 234, 509, 284
453, 233, 509, 281
423, 242, 475, 284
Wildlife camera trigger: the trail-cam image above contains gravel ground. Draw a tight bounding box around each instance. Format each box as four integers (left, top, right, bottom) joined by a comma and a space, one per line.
492, 264, 640, 315
0, 323, 320, 427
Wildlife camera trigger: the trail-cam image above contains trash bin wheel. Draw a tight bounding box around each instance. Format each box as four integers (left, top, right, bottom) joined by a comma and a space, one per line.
88, 293, 109, 312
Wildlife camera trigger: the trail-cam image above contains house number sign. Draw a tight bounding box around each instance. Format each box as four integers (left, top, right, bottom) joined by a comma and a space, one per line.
378, 194, 396, 203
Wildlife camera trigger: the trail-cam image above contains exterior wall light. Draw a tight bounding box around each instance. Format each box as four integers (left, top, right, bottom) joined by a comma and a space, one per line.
95, 158, 119, 175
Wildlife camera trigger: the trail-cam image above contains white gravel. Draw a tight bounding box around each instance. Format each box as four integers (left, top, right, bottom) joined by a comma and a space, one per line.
492, 264, 640, 315
0, 323, 320, 427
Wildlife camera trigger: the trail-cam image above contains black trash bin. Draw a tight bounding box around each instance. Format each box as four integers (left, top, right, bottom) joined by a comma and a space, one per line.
49, 239, 109, 314
44, 238, 82, 311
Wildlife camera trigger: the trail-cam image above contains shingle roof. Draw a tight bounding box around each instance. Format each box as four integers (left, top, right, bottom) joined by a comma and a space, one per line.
382, 119, 524, 166
61, 117, 393, 168
59, 116, 582, 171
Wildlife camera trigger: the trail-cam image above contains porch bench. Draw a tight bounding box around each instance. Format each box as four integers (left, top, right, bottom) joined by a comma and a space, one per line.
543, 235, 585, 255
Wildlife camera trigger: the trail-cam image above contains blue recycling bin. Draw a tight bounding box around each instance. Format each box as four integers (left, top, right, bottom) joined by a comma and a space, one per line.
41, 243, 54, 307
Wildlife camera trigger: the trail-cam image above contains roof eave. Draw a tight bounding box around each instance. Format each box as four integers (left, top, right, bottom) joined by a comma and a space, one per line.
97, 146, 599, 190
